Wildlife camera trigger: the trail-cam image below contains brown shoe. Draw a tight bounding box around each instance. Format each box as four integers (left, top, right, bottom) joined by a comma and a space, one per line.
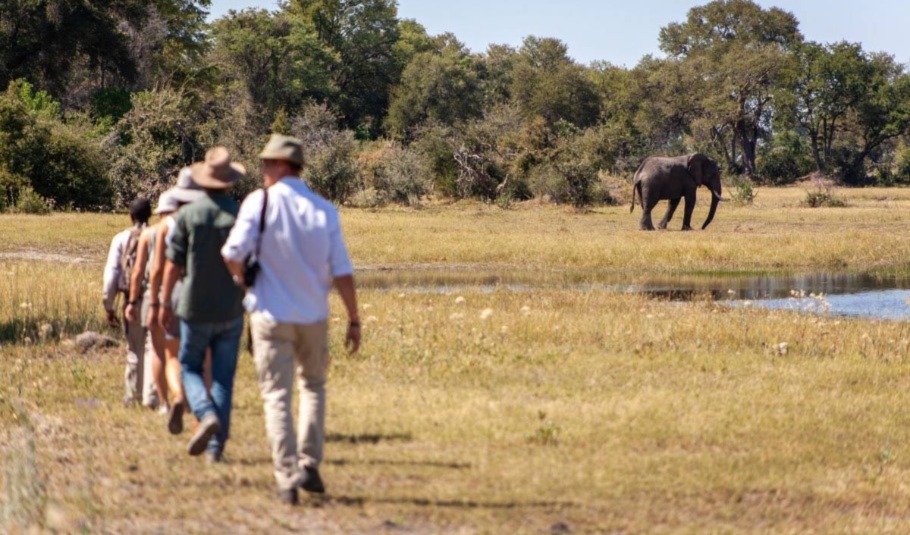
167, 400, 185, 435
187, 413, 220, 456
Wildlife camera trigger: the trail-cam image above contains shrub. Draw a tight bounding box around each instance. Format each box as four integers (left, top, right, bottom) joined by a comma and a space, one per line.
358, 141, 431, 207
348, 187, 386, 209
411, 123, 458, 197
21, 120, 112, 210
451, 104, 524, 201
729, 176, 757, 206
802, 175, 846, 208
106, 87, 200, 206
529, 129, 602, 208
0, 80, 112, 210
291, 103, 359, 204
13, 186, 52, 214
756, 132, 814, 185
896, 145, 910, 181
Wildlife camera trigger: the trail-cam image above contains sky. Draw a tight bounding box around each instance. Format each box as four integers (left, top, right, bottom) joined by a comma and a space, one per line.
207, 1, 910, 68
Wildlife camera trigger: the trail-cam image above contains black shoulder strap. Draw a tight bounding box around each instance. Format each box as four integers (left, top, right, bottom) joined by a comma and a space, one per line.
255, 188, 268, 259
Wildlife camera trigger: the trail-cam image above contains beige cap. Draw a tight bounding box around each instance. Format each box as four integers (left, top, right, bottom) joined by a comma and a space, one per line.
191, 147, 246, 190
258, 134, 305, 166
154, 190, 178, 214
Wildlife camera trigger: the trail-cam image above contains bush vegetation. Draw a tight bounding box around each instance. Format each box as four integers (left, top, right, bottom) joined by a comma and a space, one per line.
1, 0, 910, 214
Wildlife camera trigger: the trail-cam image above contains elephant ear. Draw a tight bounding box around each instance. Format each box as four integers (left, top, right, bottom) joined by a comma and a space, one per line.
687, 153, 706, 187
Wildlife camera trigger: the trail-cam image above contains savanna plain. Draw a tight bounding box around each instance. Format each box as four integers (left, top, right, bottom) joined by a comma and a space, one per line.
6, 187, 910, 534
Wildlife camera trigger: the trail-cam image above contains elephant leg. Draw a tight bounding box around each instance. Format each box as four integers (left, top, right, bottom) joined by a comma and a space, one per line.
658, 198, 681, 230
681, 193, 696, 231
641, 197, 659, 231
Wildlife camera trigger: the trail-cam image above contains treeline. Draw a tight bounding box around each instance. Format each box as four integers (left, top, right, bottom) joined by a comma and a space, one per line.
2, 0, 910, 212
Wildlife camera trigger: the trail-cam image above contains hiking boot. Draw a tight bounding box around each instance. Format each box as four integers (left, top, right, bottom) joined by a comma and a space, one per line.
167, 400, 185, 435
278, 488, 299, 505
299, 466, 325, 494
187, 413, 220, 457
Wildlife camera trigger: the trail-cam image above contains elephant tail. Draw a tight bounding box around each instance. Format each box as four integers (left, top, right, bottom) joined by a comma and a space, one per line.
630, 182, 637, 213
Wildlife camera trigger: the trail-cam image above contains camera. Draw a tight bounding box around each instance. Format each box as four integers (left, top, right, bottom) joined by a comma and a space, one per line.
243, 257, 260, 287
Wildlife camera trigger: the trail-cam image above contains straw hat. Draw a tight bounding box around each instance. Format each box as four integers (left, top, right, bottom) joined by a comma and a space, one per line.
258, 134, 305, 166
191, 147, 246, 190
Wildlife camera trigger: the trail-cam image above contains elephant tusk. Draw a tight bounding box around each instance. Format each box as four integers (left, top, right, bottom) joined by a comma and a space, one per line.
711, 190, 728, 202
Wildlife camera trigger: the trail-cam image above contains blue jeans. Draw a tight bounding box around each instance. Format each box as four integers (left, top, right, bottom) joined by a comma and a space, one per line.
179, 317, 244, 455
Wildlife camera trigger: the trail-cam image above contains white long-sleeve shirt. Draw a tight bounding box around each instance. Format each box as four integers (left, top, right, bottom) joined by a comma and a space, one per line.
221, 177, 354, 325
102, 228, 132, 312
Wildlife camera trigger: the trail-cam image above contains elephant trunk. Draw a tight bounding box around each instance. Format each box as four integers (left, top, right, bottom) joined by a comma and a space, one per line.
702, 190, 720, 230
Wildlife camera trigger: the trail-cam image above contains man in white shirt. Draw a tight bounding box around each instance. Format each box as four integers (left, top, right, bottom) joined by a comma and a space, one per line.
222, 134, 360, 505
103, 198, 156, 408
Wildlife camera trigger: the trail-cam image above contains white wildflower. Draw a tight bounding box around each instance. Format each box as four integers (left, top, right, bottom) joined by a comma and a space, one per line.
479, 308, 494, 320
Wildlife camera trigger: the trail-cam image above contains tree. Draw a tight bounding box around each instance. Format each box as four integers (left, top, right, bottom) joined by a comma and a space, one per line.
125, 1, 212, 88
478, 44, 517, 108
658, 0, 803, 178
791, 41, 873, 172
835, 54, 910, 183
510, 37, 600, 128
0, 1, 211, 103
0, 0, 137, 98
210, 8, 335, 118
288, 0, 402, 135
386, 38, 482, 138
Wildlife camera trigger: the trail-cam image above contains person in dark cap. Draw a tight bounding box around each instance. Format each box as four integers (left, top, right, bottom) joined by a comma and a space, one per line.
103, 197, 156, 408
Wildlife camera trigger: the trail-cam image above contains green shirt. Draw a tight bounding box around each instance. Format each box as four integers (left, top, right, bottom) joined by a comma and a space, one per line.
166, 191, 244, 323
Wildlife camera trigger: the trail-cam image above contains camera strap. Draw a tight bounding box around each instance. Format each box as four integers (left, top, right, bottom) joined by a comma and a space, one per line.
255, 188, 269, 260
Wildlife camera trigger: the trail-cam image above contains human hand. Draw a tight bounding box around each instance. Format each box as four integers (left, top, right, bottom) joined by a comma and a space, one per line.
125, 303, 137, 323
159, 305, 174, 332
106, 309, 120, 328
145, 305, 158, 330
345, 321, 361, 354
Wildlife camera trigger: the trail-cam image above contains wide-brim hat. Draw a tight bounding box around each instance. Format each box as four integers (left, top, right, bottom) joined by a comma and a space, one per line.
258, 134, 305, 166
192, 147, 246, 190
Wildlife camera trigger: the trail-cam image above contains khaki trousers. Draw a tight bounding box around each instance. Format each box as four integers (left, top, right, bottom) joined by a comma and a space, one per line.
251, 313, 330, 490
123, 298, 157, 407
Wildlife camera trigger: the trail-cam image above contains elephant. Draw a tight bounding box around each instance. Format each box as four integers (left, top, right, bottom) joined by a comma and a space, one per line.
630, 153, 724, 231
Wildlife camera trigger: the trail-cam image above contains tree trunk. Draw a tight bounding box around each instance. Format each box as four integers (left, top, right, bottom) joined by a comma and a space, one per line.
735, 119, 756, 178
809, 134, 823, 172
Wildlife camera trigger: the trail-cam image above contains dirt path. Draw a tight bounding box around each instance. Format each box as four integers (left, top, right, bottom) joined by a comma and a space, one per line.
0, 250, 93, 264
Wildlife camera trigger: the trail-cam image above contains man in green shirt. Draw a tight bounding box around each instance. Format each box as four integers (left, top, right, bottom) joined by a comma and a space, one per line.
161, 147, 246, 463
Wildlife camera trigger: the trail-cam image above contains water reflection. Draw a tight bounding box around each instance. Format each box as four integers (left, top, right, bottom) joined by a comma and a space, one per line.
741, 289, 910, 320
358, 268, 910, 320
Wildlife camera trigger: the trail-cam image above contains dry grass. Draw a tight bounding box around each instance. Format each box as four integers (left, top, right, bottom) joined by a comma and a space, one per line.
4, 188, 910, 533
4, 187, 910, 274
